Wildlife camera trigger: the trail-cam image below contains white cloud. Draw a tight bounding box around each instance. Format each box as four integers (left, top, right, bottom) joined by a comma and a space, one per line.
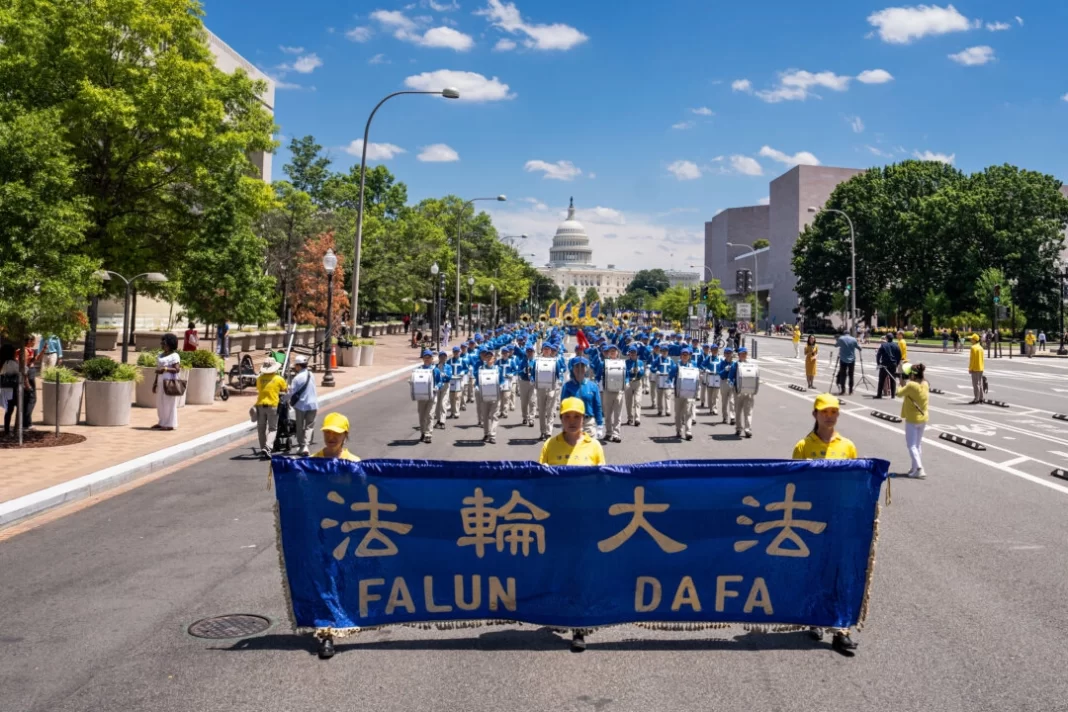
494, 38, 517, 51
588, 172, 596, 179
913, 149, 955, 164
404, 69, 515, 101
477, 0, 588, 51
758, 145, 820, 167
576, 206, 626, 225
866, 145, 894, 158
949, 45, 994, 65
691, 106, 714, 116
522, 197, 548, 211
757, 196, 770, 205
418, 143, 460, 162
667, 160, 701, 180
857, 68, 894, 84
428, 0, 460, 10
291, 54, 322, 73
986, 21, 1011, 31
279, 45, 304, 54
274, 80, 304, 90
729, 155, 763, 176
671, 120, 696, 130
344, 139, 407, 160
525, 159, 582, 181
1062, 93, 1068, 102
849, 115, 865, 133
1015, 16, 1024, 26
754, 69, 851, 103
345, 26, 373, 42
413, 26, 475, 50
867, 4, 972, 44
371, 9, 417, 30
731, 79, 752, 93
369, 53, 389, 65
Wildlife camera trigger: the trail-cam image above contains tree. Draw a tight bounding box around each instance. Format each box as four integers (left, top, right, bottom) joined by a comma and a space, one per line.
616, 288, 652, 311
583, 287, 601, 304
653, 286, 691, 323
702, 279, 730, 320
752, 239, 770, 250
627, 269, 670, 296
0, 0, 277, 356
562, 286, 580, 304
292, 232, 351, 331
530, 274, 561, 313
284, 136, 332, 204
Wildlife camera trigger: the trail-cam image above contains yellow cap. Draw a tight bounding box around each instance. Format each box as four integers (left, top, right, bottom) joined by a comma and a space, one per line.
560, 397, 586, 416
970, 333, 980, 342
321, 412, 350, 434
813, 393, 840, 411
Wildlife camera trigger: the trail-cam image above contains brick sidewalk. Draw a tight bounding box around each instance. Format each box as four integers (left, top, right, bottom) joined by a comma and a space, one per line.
1, 333, 421, 505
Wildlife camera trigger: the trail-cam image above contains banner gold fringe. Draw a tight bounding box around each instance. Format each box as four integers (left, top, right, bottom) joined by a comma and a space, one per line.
857, 502, 881, 631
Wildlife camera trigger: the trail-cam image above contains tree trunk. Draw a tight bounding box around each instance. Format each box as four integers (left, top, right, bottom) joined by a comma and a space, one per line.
922, 309, 932, 338
129, 288, 138, 345
84, 296, 99, 360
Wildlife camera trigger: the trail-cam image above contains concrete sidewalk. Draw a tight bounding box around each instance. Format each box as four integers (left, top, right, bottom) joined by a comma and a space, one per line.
0, 333, 422, 526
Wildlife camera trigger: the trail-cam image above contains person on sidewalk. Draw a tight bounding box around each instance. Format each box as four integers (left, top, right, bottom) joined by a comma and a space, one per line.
560, 357, 603, 439
790, 392, 859, 655
216, 321, 230, 357
835, 331, 859, 396
875, 334, 901, 399
896, 362, 929, 479
7, 336, 41, 433
1025, 330, 1036, 358
0, 344, 32, 435
792, 325, 801, 358
183, 322, 199, 352
1039, 331, 1047, 352
39, 333, 63, 369
804, 334, 818, 389
288, 355, 318, 456
968, 334, 985, 403
152, 333, 182, 431
255, 360, 288, 458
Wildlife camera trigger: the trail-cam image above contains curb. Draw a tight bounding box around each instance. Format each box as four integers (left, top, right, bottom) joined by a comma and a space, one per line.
0, 363, 418, 528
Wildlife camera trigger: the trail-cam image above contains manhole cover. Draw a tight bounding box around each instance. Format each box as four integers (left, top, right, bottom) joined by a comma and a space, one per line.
188, 614, 271, 639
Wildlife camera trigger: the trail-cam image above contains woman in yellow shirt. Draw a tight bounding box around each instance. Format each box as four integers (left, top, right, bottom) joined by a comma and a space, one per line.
791, 393, 858, 654
792, 326, 802, 358
254, 361, 288, 458
804, 335, 818, 388
311, 412, 360, 461
896, 363, 928, 479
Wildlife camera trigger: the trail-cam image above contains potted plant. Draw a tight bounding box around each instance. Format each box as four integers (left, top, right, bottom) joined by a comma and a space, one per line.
94, 328, 120, 352
336, 336, 356, 367
185, 349, 222, 405
41, 366, 84, 426
82, 357, 141, 426
135, 350, 160, 407
359, 338, 375, 366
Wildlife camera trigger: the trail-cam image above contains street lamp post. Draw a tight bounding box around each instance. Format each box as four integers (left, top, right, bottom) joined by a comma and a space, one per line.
466, 276, 474, 337
808, 206, 856, 337
349, 88, 460, 333
1058, 262, 1068, 355
430, 262, 441, 348
95, 270, 168, 363
726, 243, 759, 328
455, 196, 506, 330
500, 234, 527, 248
490, 284, 497, 327
321, 249, 338, 387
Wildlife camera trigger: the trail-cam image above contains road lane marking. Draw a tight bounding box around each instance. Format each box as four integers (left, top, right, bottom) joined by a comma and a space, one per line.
1000, 456, 1030, 467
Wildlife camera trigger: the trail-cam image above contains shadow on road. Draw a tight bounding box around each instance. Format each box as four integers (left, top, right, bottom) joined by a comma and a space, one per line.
508, 438, 541, 446
453, 440, 487, 447
387, 439, 422, 447
648, 436, 681, 444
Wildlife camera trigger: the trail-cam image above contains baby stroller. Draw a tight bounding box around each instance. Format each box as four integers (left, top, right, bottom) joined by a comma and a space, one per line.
272, 393, 295, 454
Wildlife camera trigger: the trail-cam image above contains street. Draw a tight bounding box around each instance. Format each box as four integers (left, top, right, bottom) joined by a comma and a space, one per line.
2, 337, 1068, 712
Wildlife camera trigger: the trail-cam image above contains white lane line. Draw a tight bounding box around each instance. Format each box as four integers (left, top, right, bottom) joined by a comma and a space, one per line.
1000, 456, 1030, 467
766, 382, 1068, 498
925, 403, 1068, 451
1048, 450, 1068, 462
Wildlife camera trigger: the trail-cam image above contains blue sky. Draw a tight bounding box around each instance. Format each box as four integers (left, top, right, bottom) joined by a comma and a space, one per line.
202, 1, 1068, 271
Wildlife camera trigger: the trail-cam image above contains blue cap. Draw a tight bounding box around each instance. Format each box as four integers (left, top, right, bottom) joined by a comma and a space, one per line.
737, 347, 748, 353
438, 351, 447, 357
571, 357, 589, 367
480, 346, 493, 355
702, 343, 711, 349
724, 347, 733, 353
525, 345, 535, 351
502, 345, 512, 352
627, 345, 638, 353
452, 346, 461, 352
421, 349, 434, 357
710, 343, 720, 349
681, 347, 692, 355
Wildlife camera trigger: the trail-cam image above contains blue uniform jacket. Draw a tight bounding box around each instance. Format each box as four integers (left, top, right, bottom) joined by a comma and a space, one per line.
560, 378, 604, 426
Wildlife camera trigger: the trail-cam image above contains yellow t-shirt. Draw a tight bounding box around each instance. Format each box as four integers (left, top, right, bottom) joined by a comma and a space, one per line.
897, 338, 908, 362
539, 433, 605, 466
311, 448, 360, 462
1026, 333, 1036, 346
792, 329, 801, 343
969, 343, 985, 372
255, 373, 288, 407
792, 431, 858, 460
897, 380, 929, 424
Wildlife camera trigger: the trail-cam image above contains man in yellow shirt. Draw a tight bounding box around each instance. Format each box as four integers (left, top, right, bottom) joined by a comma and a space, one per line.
538, 396, 604, 651
254, 360, 288, 458
792, 325, 801, 358
311, 412, 360, 461
1025, 331, 1036, 358
896, 330, 908, 363
791, 393, 858, 654
968, 333, 985, 403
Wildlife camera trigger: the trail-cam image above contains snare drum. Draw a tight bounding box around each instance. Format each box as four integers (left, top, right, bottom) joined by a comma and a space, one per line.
677, 366, 700, 399
449, 376, 463, 393
656, 372, 671, 390
604, 359, 625, 392
478, 368, 500, 400
410, 369, 434, 401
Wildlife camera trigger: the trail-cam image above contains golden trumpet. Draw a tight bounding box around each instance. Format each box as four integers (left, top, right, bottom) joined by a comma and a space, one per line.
538, 313, 548, 322
520, 313, 531, 323
564, 314, 574, 324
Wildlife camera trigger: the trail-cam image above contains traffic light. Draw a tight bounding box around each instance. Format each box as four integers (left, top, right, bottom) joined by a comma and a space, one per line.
993, 284, 1001, 304
700, 285, 709, 302
845, 276, 852, 296
736, 269, 745, 293
743, 269, 753, 294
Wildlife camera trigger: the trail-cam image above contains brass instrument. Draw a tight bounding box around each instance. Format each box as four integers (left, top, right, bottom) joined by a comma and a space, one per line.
538, 313, 548, 323
597, 314, 606, 323
520, 313, 531, 323
564, 313, 574, 324
620, 314, 630, 324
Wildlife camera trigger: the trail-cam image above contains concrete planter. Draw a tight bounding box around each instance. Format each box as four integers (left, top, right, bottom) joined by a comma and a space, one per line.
360, 345, 375, 367
336, 345, 354, 367
133, 331, 169, 352
135, 367, 158, 407
254, 332, 269, 350
94, 331, 120, 351
234, 333, 254, 352
267, 331, 283, 348
84, 380, 134, 426
185, 367, 217, 405
42, 380, 84, 426
359, 324, 371, 338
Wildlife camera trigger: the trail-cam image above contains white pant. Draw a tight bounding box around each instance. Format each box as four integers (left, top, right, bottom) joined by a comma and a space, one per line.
604, 390, 624, 439
519, 380, 536, 422
793, 341, 800, 358
905, 422, 926, 473
674, 397, 694, 436
624, 378, 643, 423
734, 393, 754, 432
536, 386, 558, 438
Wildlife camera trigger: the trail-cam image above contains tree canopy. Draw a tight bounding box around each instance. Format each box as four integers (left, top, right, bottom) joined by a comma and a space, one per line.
627, 269, 671, 297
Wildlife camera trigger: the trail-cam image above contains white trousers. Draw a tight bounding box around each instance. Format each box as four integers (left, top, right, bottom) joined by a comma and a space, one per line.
536, 386, 558, 438
905, 422, 926, 473
604, 390, 624, 439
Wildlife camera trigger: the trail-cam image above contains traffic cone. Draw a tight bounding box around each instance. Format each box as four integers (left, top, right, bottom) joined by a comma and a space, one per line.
330, 345, 337, 369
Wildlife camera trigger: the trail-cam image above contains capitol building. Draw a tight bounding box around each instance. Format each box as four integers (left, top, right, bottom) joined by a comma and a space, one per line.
537, 198, 699, 301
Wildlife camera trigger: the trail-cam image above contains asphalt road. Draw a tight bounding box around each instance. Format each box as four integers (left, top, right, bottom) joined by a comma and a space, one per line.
2, 337, 1068, 712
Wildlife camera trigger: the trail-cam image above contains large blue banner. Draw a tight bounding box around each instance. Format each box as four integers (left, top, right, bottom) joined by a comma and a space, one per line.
272, 458, 888, 633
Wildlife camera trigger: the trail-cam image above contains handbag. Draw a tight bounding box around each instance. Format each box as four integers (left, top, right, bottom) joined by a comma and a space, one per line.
163, 378, 187, 397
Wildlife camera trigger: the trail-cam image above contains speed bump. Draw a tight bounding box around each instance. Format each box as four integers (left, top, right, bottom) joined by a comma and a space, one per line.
983, 400, 1010, 408
939, 432, 986, 451
788, 384, 807, 392
1052, 469, 1068, 481
870, 410, 903, 423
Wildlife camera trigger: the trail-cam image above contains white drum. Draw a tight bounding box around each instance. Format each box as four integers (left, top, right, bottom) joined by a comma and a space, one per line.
677, 366, 700, 399
535, 358, 557, 390
604, 359, 625, 392
656, 372, 671, 390
735, 362, 760, 395
705, 372, 722, 388
478, 368, 500, 400
410, 369, 434, 401
449, 376, 464, 393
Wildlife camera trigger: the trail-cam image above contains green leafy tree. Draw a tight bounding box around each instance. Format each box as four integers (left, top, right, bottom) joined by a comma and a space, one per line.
562, 286, 580, 304
702, 279, 730, 320
627, 269, 670, 296
653, 286, 691, 323
284, 136, 332, 204
616, 288, 652, 311
752, 239, 770, 250
583, 287, 601, 304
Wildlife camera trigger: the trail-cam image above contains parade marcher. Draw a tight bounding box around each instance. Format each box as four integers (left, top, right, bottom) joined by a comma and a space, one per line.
288, 355, 318, 456
652, 345, 673, 418
968, 333, 985, 404
477, 348, 503, 444
895, 330, 909, 385
447, 346, 467, 418
649, 344, 663, 415
697, 343, 712, 410
896, 362, 929, 479
464, 341, 478, 405
415, 350, 444, 443
434, 351, 451, 429
600, 344, 625, 443
254, 359, 288, 458
703, 343, 723, 417
790, 393, 859, 654
669, 347, 698, 440
730, 347, 757, 437
792, 324, 802, 358
623, 345, 644, 427
560, 357, 604, 438
804, 334, 818, 389
718, 346, 735, 425
518, 344, 538, 427
536, 342, 562, 441
497, 345, 516, 419
538, 396, 606, 652
312, 413, 360, 460
875, 334, 901, 399
835, 331, 859, 396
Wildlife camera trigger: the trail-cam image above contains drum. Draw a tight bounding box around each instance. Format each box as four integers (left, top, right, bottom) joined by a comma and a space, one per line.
410, 369, 434, 401
706, 372, 721, 388
449, 376, 464, 393
656, 372, 671, 390
604, 359, 625, 392
478, 368, 500, 400
735, 362, 760, 394
535, 358, 557, 390
677, 366, 700, 399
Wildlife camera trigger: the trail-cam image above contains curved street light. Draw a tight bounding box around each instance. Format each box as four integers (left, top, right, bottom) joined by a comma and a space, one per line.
95, 270, 168, 363
808, 206, 857, 336
349, 88, 460, 331
455, 195, 507, 329
726, 242, 760, 328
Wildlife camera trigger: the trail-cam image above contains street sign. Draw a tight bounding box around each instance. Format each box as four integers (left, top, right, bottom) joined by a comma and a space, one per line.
696, 304, 708, 320
996, 305, 1009, 320
735, 302, 752, 319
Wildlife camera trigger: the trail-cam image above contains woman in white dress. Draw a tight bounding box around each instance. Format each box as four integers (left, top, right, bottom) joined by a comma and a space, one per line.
153, 333, 182, 431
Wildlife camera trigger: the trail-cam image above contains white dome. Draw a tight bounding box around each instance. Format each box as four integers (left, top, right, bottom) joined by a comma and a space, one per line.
548, 197, 593, 266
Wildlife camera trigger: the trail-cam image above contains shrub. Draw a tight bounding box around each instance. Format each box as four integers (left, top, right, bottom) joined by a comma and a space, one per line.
188, 349, 222, 370
42, 366, 80, 383
110, 363, 143, 383
82, 357, 118, 381
136, 350, 159, 367
178, 350, 194, 367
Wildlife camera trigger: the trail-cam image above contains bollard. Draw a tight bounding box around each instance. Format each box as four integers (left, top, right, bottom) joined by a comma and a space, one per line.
1052, 469, 1068, 481
789, 384, 807, 392
1053, 414, 1068, 422
983, 400, 1010, 408
751, 339, 758, 361
870, 410, 903, 423
938, 432, 987, 451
